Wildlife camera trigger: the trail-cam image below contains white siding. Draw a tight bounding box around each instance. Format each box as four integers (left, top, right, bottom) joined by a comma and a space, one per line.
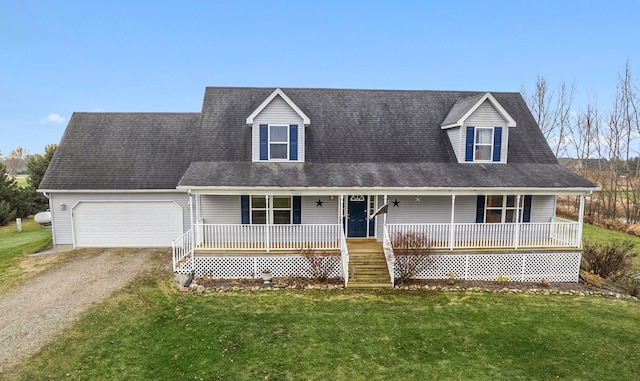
447, 127, 462, 162
453, 196, 478, 222
252, 95, 305, 162
459, 100, 509, 163
200, 195, 241, 224
301, 196, 338, 224
385, 196, 452, 224
50, 192, 189, 246
376, 195, 476, 241
200, 195, 339, 225
530, 195, 556, 223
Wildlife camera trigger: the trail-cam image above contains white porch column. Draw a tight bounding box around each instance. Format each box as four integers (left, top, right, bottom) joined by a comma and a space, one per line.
383, 195, 388, 227
513, 195, 521, 249
265, 195, 270, 252
188, 192, 194, 229
449, 195, 455, 250
578, 194, 585, 248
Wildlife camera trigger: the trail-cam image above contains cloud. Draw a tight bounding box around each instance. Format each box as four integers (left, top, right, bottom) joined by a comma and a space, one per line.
91, 107, 104, 112
40, 113, 66, 124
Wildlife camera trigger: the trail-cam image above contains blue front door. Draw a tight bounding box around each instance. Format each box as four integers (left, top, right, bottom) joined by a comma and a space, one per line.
348, 197, 368, 237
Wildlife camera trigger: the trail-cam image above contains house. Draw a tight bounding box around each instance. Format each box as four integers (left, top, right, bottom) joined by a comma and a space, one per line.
39, 87, 598, 287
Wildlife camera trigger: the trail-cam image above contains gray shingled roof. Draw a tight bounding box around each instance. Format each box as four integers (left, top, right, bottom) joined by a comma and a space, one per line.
441, 92, 486, 127
40, 113, 200, 189
40, 87, 597, 191
179, 162, 595, 189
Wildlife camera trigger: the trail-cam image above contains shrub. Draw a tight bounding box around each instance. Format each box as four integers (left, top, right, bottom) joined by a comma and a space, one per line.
581, 239, 638, 281
300, 248, 338, 282
392, 231, 435, 283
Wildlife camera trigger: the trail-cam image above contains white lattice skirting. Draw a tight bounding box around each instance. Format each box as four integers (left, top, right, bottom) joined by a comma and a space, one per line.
179, 254, 343, 279
176, 252, 581, 283
395, 252, 582, 282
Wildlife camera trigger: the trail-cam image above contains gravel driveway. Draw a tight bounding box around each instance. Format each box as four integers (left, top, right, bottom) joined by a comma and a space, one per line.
0, 248, 166, 373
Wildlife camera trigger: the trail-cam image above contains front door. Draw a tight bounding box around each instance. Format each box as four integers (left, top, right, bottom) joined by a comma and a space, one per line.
348, 196, 368, 237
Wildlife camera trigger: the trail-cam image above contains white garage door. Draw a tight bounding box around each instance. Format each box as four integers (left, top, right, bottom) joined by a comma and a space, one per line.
73, 201, 183, 247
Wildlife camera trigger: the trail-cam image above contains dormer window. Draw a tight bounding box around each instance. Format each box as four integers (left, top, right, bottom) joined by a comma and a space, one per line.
465, 126, 502, 162
248, 88, 309, 162
259, 124, 298, 161
269, 125, 289, 160
474, 127, 493, 161
441, 92, 515, 164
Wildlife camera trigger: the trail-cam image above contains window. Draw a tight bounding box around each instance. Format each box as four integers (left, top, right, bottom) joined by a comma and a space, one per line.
269, 125, 288, 160
485, 195, 523, 223
272, 196, 292, 224
251, 196, 267, 224
249, 196, 292, 224
475, 128, 493, 161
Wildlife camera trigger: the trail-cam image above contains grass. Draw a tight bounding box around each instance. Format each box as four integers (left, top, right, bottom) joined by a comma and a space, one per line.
582, 223, 640, 270
0, 217, 52, 293
14, 174, 28, 187
6, 269, 640, 380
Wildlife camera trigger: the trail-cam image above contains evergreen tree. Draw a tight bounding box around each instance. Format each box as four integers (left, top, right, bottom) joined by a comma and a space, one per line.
0, 162, 21, 225
26, 144, 57, 213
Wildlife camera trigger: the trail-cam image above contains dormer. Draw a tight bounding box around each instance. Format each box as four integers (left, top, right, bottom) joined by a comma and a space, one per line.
247, 88, 310, 162
441, 92, 516, 163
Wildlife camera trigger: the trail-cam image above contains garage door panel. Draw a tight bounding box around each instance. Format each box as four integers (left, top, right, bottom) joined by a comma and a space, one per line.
73, 201, 182, 247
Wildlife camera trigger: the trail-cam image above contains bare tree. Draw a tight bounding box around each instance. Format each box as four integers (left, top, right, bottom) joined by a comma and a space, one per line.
522, 76, 576, 157
5, 147, 27, 175
610, 61, 640, 222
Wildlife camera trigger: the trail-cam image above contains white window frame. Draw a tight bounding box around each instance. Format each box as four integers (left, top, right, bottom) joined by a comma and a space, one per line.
271, 196, 292, 224
485, 195, 523, 223
249, 195, 293, 224
269, 125, 289, 161
474, 127, 494, 162
250, 196, 268, 224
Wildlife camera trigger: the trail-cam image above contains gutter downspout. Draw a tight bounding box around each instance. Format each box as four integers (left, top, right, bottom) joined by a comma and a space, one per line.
42, 192, 56, 246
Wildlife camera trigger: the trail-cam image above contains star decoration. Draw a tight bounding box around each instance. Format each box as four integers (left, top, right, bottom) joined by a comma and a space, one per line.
316, 199, 324, 207
414, 196, 422, 203
392, 199, 400, 207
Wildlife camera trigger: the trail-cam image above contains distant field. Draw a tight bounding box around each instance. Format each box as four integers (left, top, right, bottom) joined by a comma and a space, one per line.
14, 174, 28, 187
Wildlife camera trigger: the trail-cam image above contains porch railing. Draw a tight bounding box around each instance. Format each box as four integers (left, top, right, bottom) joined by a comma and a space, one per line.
339, 228, 349, 286
172, 229, 194, 272
386, 218, 581, 250
383, 225, 395, 287
195, 223, 342, 252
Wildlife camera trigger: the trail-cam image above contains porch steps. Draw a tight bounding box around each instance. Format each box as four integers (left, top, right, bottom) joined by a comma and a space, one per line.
346, 238, 393, 288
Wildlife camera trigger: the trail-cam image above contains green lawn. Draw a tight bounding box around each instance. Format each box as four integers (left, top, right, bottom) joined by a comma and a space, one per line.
14, 174, 28, 187
0, 217, 52, 293
582, 223, 640, 270
3, 222, 640, 380
7, 269, 640, 381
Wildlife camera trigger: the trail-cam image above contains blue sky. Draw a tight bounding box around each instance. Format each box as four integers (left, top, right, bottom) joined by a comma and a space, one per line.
1, 0, 639, 156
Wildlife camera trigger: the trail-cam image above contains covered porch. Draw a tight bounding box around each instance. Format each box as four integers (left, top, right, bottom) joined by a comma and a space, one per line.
172, 191, 587, 284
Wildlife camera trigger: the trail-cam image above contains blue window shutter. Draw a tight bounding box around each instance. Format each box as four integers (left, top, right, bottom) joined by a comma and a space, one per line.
476, 195, 485, 223
259, 124, 268, 160
465, 126, 475, 161
293, 196, 301, 224
289, 124, 298, 161
492, 127, 502, 162
241, 195, 250, 224
523, 195, 532, 223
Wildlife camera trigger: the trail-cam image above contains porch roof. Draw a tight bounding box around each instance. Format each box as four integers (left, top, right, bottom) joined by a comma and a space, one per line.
177, 161, 596, 192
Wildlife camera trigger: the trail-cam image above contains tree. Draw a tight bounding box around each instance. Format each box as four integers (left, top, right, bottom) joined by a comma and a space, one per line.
0, 163, 20, 225
26, 144, 57, 213
5, 147, 27, 175
522, 76, 576, 157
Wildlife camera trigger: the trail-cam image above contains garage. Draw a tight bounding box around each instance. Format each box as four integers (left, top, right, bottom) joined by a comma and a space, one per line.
72, 201, 183, 247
